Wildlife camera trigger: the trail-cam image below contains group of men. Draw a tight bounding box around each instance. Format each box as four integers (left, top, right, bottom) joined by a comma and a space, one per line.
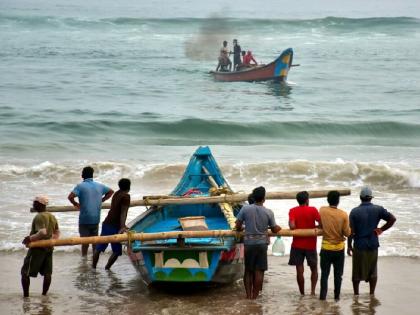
21, 167, 396, 301
236, 186, 396, 300
21, 166, 131, 297
216, 39, 258, 72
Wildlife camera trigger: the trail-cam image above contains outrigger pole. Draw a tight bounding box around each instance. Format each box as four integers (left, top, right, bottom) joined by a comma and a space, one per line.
28, 228, 323, 248
35, 189, 351, 213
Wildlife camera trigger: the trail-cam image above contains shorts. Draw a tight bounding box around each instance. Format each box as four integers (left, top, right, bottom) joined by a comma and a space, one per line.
95, 223, 122, 256
21, 248, 53, 277
352, 248, 378, 282
288, 247, 318, 267
79, 224, 99, 237
244, 244, 268, 271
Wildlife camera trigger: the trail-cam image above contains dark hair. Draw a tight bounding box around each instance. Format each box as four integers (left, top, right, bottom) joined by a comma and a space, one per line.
82, 166, 94, 179
360, 196, 372, 202
296, 191, 309, 205
33, 200, 46, 212
327, 190, 340, 206
223, 40, 227, 45
118, 178, 131, 191
252, 186, 266, 203
241, 51, 246, 56
247, 193, 255, 205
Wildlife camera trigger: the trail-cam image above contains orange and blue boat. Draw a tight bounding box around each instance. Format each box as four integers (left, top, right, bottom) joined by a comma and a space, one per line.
210, 48, 293, 82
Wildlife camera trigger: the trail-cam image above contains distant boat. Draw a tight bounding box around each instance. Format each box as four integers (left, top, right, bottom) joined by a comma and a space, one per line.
127, 146, 244, 285
210, 48, 294, 82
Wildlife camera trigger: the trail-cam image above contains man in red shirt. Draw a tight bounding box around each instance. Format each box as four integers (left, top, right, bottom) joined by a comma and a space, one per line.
288, 191, 321, 295
243, 50, 258, 66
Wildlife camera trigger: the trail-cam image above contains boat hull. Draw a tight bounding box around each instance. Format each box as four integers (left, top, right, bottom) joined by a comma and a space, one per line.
210, 48, 293, 82
127, 243, 244, 285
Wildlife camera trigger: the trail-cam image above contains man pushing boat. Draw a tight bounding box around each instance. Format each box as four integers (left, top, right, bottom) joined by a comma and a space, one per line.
236, 186, 282, 299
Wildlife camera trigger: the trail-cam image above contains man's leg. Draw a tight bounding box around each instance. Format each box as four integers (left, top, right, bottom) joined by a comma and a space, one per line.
42, 274, 51, 295
296, 265, 305, 295
369, 277, 377, 295
310, 264, 318, 296
307, 250, 318, 296
319, 250, 331, 300
81, 244, 89, 257
333, 251, 345, 300
21, 275, 30, 297
105, 253, 119, 270
352, 280, 360, 295
244, 269, 253, 299
252, 270, 264, 299
92, 250, 101, 268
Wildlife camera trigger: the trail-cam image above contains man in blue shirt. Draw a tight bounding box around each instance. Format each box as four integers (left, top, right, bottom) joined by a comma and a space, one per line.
236, 186, 281, 299
347, 186, 396, 296
68, 166, 114, 256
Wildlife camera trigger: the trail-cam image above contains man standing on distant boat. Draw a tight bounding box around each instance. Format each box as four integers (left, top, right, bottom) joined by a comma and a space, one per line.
319, 190, 351, 301
347, 186, 396, 296
68, 166, 114, 257
216, 40, 232, 72
93, 178, 131, 270
288, 191, 321, 296
236, 186, 281, 299
21, 196, 60, 297
231, 39, 242, 71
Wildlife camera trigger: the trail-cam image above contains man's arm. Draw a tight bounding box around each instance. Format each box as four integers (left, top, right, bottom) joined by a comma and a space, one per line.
119, 196, 130, 232
22, 228, 47, 246
68, 192, 80, 209
315, 208, 322, 229
343, 214, 352, 237
53, 221, 60, 240
102, 189, 114, 203
289, 220, 296, 230
270, 225, 281, 233
347, 234, 353, 256
235, 219, 244, 231
347, 214, 354, 256
374, 212, 396, 236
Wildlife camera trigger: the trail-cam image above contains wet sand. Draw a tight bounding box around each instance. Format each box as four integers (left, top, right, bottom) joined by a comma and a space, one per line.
1, 251, 419, 315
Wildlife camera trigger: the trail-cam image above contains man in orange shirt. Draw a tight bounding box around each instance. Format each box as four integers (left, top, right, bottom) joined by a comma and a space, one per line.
288, 191, 321, 296
319, 191, 351, 301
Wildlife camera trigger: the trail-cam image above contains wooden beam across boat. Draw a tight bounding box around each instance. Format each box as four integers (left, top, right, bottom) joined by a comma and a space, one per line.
28, 228, 323, 248
36, 189, 351, 213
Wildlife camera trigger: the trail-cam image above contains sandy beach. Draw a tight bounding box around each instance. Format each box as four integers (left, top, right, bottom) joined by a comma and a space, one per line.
1, 251, 419, 315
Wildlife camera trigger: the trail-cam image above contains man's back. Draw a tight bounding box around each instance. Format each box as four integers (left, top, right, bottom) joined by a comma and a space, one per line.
350, 202, 391, 250
31, 212, 59, 245
320, 206, 351, 245
73, 178, 109, 224
237, 204, 276, 245
289, 205, 320, 250
103, 190, 130, 228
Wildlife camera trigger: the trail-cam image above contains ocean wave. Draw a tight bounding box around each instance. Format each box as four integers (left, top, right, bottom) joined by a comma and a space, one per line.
1, 14, 418, 31
3, 119, 420, 146
1, 159, 419, 190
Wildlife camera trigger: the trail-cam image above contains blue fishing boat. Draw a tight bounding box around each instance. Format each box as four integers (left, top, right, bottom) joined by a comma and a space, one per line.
127, 146, 244, 285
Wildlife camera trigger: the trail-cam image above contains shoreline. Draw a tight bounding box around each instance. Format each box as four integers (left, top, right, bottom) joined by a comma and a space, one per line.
1, 251, 419, 314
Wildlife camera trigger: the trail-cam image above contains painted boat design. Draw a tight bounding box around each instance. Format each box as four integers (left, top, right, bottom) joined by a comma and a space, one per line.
210, 48, 293, 82
127, 146, 244, 285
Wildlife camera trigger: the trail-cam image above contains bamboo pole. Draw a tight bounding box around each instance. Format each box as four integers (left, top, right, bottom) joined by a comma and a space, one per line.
39, 189, 351, 213
28, 228, 322, 248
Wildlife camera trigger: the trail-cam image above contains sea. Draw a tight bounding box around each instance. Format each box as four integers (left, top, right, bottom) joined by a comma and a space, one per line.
0, 1, 420, 310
